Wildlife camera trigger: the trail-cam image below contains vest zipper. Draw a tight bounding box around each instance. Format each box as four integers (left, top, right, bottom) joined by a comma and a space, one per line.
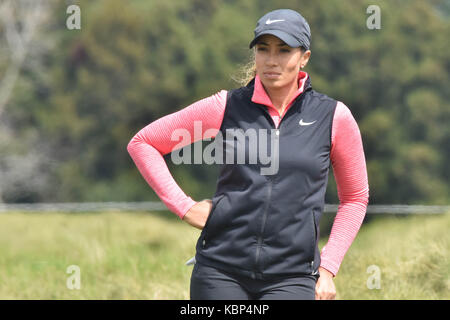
256, 95, 306, 131
278, 91, 308, 128
254, 178, 273, 273
251, 90, 307, 278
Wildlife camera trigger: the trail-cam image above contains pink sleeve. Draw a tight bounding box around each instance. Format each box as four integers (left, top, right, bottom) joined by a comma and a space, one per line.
127, 90, 228, 219
319, 101, 370, 277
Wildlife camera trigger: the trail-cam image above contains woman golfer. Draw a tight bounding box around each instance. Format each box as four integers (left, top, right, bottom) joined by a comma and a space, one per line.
127, 8, 369, 300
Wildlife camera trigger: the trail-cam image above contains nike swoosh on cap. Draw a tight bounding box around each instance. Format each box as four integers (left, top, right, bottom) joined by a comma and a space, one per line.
299, 119, 316, 126
265, 18, 285, 24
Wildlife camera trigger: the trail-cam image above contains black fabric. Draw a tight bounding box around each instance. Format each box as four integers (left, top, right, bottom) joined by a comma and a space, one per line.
195, 75, 337, 280
249, 9, 311, 49
190, 261, 318, 300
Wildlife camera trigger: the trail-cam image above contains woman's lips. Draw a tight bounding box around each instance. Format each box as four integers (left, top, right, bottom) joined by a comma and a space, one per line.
264, 72, 281, 79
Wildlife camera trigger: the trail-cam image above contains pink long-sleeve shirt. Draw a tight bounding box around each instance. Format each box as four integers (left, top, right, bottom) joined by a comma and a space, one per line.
127, 71, 369, 277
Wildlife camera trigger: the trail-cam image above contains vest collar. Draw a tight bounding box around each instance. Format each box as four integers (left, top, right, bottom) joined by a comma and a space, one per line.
249, 71, 311, 110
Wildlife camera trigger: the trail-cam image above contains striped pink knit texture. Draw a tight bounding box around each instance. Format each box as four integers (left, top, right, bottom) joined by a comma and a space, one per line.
127, 80, 369, 277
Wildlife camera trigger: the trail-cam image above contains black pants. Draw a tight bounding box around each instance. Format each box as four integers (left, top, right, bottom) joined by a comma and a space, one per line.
190, 261, 319, 300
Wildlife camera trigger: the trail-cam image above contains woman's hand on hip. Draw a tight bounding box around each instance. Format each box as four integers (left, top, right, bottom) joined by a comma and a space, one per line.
182, 200, 212, 230
315, 267, 337, 300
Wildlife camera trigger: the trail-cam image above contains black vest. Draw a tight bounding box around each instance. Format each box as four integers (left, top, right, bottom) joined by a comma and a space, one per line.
195, 76, 337, 280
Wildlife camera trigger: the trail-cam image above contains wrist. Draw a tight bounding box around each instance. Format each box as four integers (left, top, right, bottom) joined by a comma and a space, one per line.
319, 266, 334, 278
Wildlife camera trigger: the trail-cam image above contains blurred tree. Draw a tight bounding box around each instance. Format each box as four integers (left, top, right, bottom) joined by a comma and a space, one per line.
1, 0, 448, 208
0, 0, 55, 203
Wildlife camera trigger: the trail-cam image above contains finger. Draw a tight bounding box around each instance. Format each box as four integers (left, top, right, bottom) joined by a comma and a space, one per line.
317, 290, 324, 300
315, 290, 320, 300
315, 283, 320, 300
330, 288, 336, 300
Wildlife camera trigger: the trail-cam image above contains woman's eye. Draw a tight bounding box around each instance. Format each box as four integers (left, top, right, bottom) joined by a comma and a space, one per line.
256, 47, 290, 53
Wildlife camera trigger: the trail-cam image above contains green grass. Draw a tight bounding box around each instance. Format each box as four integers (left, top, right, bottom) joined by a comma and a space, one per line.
0, 211, 448, 299
332, 213, 449, 300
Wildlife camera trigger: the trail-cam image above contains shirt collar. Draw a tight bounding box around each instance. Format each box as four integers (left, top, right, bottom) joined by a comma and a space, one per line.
251, 71, 309, 110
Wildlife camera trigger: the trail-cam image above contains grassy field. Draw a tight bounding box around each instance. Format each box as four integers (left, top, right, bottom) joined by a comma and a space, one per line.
0, 210, 448, 299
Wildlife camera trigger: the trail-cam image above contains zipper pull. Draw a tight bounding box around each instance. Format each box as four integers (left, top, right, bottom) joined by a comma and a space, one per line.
311, 261, 319, 275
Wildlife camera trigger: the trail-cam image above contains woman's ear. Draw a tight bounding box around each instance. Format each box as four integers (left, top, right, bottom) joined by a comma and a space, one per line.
300, 50, 311, 68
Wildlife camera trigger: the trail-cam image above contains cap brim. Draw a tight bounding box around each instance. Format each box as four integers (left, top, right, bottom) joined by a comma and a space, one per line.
249, 30, 300, 49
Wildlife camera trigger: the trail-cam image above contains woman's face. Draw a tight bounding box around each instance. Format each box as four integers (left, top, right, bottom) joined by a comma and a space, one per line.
254, 34, 310, 89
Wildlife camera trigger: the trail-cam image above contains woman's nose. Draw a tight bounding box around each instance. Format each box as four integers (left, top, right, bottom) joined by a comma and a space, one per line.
265, 51, 278, 66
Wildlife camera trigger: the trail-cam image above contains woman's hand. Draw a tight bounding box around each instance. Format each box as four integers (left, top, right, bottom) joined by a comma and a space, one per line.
182, 200, 212, 230
315, 267, 336, 300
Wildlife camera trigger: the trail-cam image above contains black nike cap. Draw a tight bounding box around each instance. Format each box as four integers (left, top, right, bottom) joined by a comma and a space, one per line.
249, 9, 311, 50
